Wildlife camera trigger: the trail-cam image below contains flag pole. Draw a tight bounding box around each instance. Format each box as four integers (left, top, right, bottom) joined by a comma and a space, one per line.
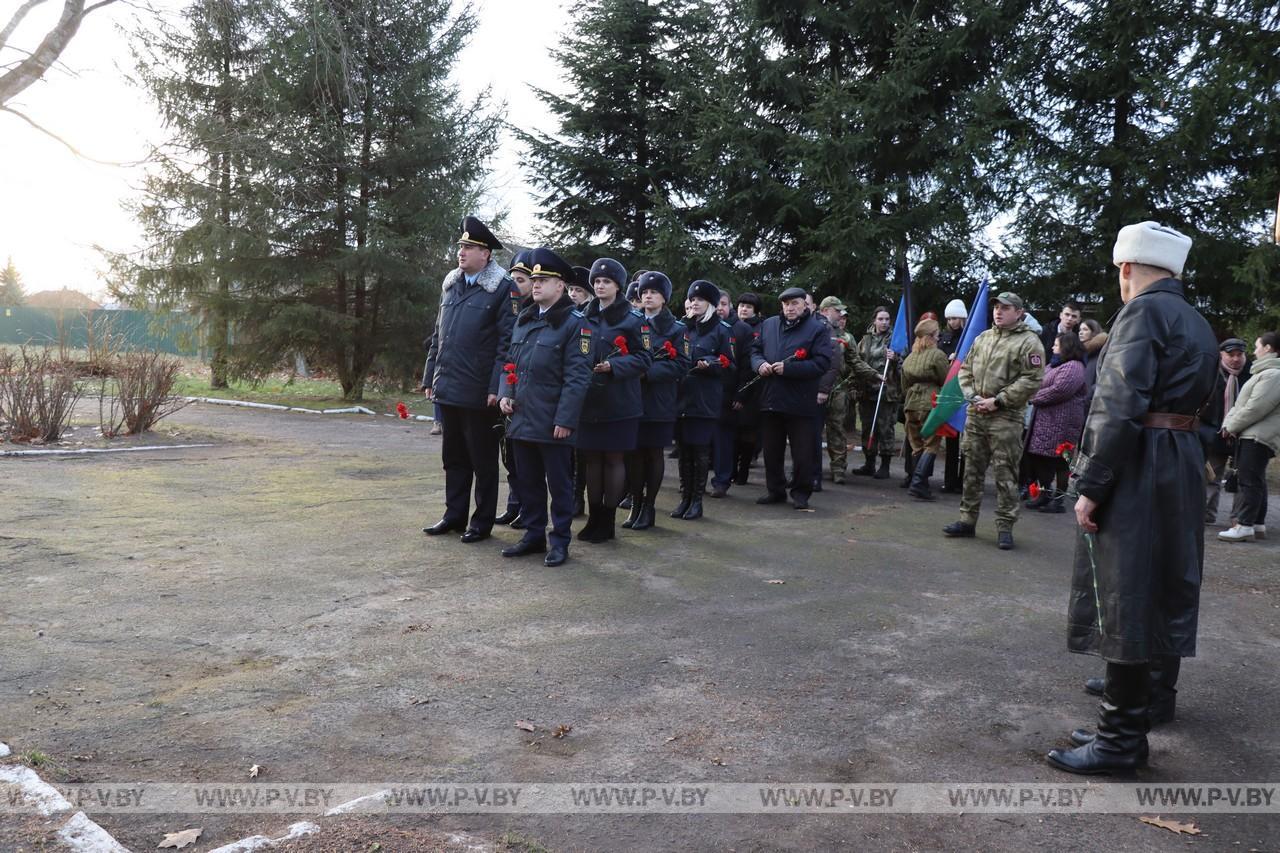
865, 358, 890, 453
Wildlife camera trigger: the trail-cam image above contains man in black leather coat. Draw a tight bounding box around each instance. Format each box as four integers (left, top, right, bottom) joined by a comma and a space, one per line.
1047, 222, 1218, 775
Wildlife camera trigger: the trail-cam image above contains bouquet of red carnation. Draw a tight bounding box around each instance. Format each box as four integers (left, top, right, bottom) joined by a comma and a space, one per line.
396, 402, 410, 419
653, 339, 679, 360
504, 362, 518, 386
605, 335, 629, 358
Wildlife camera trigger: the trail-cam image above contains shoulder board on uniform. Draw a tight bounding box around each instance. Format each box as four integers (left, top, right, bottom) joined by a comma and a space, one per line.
720, 319, 732, 328
572, 309, 585, 318
630, 308, 645, 319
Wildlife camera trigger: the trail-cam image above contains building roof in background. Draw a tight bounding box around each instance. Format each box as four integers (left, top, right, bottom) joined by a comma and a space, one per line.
23, 288, 102, 311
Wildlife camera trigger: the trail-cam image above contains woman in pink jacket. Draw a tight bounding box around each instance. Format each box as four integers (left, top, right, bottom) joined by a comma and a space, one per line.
1024, 332, 1089, 513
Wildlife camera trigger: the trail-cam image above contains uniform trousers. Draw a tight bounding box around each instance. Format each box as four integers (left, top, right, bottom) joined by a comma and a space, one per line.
512, 441, 576, 549
761, 411, 817, 499
710, 419, 737, 489
438, 403, 502, 533
958, 413, 1024, 531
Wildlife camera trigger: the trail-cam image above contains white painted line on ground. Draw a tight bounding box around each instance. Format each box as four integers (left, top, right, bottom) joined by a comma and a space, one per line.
1, 445, 215, 457
324, 790, 390, 815
0, 764, 72, 815
57, 811, 132, 853
187, 397, 435, 421
205, 820, 319, 853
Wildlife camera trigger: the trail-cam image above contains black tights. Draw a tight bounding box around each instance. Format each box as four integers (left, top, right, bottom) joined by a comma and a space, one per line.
1028, 452, 1068, 494
625, 447, 667, 505
582, 450, 627, 509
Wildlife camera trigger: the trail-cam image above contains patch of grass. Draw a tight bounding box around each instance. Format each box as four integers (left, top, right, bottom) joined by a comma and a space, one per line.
19, 749, 65, 777
498, 832, 554, 853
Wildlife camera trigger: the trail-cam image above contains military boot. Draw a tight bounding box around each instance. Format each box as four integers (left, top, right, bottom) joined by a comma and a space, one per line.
874, 454, 892, 479
1047, 663, 1151, 775
908, 452, 936, 501
683, 448, 709, 520
852, 453, 876, 476
670, 450, 692, 518
900, 452, 919, 488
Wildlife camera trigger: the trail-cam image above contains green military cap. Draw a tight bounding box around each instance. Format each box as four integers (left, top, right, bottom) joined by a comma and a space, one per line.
992, 291, 1024, 309
819, 296, 847, 311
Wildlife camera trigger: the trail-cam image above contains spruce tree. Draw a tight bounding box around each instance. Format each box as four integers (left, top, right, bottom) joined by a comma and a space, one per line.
0, 256, 25, 306
517, 0, 724, 289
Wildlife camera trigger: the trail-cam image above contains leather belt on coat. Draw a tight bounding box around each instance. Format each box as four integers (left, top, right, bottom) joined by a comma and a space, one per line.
1142, 412, 1199, 431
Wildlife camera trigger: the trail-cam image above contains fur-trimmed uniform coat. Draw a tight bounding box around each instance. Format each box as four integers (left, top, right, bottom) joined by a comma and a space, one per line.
424, 259, 522, 409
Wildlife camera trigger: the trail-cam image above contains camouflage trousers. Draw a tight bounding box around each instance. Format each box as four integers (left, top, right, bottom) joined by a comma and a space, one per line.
904, 410, 942, 456
858, 397, 898, 457
824, 389, 852, 471
959, 414, 1025, 531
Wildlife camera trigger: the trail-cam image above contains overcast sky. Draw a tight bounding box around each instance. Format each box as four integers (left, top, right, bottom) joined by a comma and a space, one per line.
0, 0, 571, 299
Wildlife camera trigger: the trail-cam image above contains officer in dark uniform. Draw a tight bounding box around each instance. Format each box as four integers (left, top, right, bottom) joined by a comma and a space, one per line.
423, 217, 521, 542
623, 271, 690, 531
750, 286, 833, 509
497, 249, 536, 529
498, 248, 592, 567
709, 293, 756, 498
568, 265, 593, 516
576, 258, 653, 542
673, 280, 735, 520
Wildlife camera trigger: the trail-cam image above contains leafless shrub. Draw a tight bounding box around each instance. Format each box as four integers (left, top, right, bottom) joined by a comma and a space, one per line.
0, 347, 83, 443
98, 350, 191, 437
82, 311, 125, 377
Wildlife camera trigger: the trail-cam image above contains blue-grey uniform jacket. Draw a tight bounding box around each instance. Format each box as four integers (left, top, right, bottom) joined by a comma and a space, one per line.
424, 260, 522, 409
749, 310, 834, 417
639, 308, 691, 423
499, 293, 591, 445
678, 312, 735, 420
580, 297, 653, 424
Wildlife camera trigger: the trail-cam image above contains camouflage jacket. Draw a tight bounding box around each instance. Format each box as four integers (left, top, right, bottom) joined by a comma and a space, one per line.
957, 321, 1045, 422
820, 330, 880, 395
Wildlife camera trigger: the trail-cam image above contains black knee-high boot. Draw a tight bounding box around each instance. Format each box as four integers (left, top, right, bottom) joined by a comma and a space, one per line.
622, 452, 645, 529
683, 446, 709, 520
1047, 662, 1151, 775
634, 448, 663, 530
671, 445, 692, 518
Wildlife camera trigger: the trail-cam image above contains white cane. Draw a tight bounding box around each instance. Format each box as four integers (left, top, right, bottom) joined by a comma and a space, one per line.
865, 357, 891, 453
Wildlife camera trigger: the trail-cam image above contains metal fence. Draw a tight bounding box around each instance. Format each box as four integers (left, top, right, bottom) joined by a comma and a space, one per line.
0, 306, 201, 356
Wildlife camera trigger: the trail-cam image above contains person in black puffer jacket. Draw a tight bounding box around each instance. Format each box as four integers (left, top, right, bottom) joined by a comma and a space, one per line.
622, 271, 691, 531
728, 293, 765, 486
576, 257, 653, 543
672, 280, 735, 520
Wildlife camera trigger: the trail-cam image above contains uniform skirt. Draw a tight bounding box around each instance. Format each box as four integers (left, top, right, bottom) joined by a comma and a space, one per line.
678, 416, 715, 446
577, 418, 640, 452
637, 420, 675, 448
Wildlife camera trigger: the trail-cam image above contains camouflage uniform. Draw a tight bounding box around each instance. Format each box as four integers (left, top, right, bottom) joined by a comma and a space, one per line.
956, 320, 1045, 530
856, 328, 902, 460
824, 329, 880, 478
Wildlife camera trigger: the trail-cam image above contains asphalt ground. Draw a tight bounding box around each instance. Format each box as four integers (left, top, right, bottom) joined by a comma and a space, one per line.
1, 401, 1277, 851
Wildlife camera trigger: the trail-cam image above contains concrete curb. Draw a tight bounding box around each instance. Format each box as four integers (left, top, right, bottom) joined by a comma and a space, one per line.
186, 397, 437, 422
1, 444, 216, 457
57, 811, 132, 853
0, 764, 73, 815
205, 820, 319, 853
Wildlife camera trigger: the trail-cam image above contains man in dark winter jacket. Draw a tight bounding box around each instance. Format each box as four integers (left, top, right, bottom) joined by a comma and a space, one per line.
498, 248, 592, 567
709, 290, 756, 497
423, 217, 521, 543
1047, 222, 1218, 776
1202, 338, 1251, 525
750, 287, 833, 509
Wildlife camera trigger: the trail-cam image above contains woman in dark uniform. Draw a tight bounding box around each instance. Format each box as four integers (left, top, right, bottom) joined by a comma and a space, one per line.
577, 257, 653, 542
622, 271, 691, 531
672, 280, 734, 520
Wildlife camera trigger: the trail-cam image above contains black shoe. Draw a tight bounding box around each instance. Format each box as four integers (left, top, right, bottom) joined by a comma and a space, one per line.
577, 509, 601, 542
682, 449, 709, 519
940, 484, 963, 494
618, 495, 633, 510
544, 546, 568, 567
1025, 492, 1051, 510
622, 499, 645, 529
424, 519, 464, 536
908, 485, 936, 501
1084, 677, 1105, 697
792, 494, 810, 510
812, 480, 823, 493
756, 492, 787, 505
510, 515, 528, 530
943, 520, 976, 537
709, 483, 728, 498
495, 508, 520, 526
502, 539, 546, 558
581, 506, 615, 543
997, 531, 1014, 550
852, 458, 875, 476
460, 529, 490, 544
671, 450, 693, 517
573, 495, 585, 517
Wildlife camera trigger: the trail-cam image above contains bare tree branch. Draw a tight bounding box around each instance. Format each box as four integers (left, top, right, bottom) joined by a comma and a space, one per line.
0, 0, 120, 108
1, 104, 143, 165
0, 0, 51, 51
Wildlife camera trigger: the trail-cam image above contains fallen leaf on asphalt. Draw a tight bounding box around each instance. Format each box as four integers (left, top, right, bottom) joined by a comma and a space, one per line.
710, 756, 726, 766
665, 736, 679, 743
1139, 816, 1200, 835
553, 724, 572, 739
395, 597, 413, 602
402, 624, 428, 634
248, 764, 262, 778
157, 827, 202, 848
408, 696, 430, 705
515, 720, 537, 732
766, 579, 785, 585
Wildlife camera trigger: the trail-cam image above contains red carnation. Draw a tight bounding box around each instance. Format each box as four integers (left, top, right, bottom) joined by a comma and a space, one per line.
613, 335, 629, 355
396, 402, 410, 419
718, 354, 731, 368
505, 373, 518, 386
1056, 441, 1076, 456
794, 348, 808, 360
503, 362, 516, 373
663, 340, 677, 358
1028, 482, 1041, 499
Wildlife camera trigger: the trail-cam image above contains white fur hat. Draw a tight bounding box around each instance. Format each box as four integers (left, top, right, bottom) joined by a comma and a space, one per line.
1112, 221, 1192, 276
944, 298, 968, 319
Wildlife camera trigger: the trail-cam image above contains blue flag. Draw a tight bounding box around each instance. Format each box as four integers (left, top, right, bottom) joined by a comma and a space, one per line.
943, 278, 991, 435
889, 298, 911, 355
